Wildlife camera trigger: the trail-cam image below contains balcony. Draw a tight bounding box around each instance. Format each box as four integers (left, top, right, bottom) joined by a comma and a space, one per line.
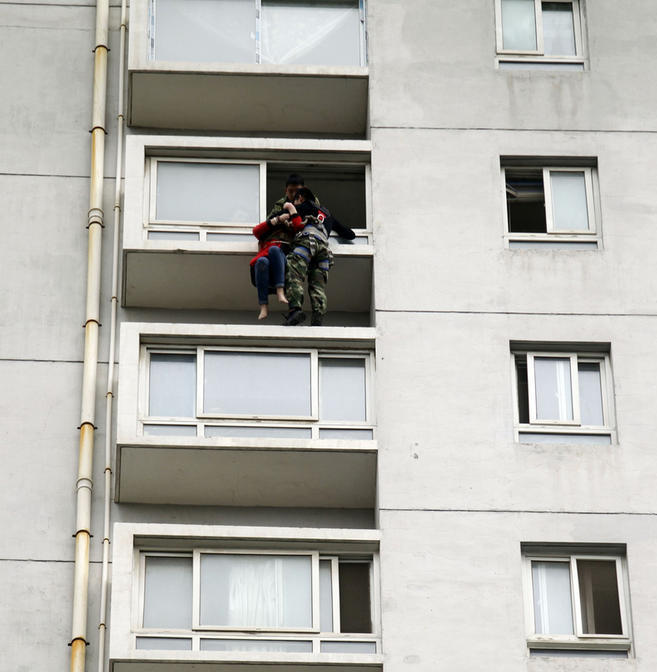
110, 524, 383, 672
116, 323, 377, 508
128, 0, 369, 135
122, 136, 373, 324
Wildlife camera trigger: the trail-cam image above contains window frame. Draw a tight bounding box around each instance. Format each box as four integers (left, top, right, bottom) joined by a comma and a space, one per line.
136, 546, 379, 646
522, 552, 630, 649
502, 165, 599, 246
512, 349, 614, 442
148, 157, 267, 229
140, 344, 376, 439
145, 156, 373, 244
149, 0, 368, 67
495, 0, 585, 66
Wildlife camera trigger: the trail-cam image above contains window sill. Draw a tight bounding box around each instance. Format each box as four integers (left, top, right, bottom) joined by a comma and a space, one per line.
497, 57, 586, 72
527, 636, 631, 652
506, 235, 599, 251
517, 429, 613, 446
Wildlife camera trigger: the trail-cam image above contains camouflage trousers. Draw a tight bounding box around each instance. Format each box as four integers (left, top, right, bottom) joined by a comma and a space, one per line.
285, 236, 334, 316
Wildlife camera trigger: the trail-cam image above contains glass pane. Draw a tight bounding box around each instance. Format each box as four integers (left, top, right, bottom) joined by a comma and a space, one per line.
200, 554, 312, 628
542, 2, 576, 55
519, 432, 612, 445
143, 556, 193, 629
148, 231, 200, 241
136, 637, 192, 650
204, 352, 311, 416
153, 0, 256, 63
319, 428, 373, 440
499, 61, 584, 70
321, 641, 377, 653
532, 561, 574, 635
261, 1, 362, 66
550, 171, 589, 231
143, 424, 197, 437
320, 358, 366, 422
149, 354, 196, 418
205, 425, 312, 439
578, 363, 604, 426
201, 639, 313, 652
156, 162, 260, 224
577, 560, 623, 635
509, 241, 598, 250
534, 357, 573, 421
339, 562, 371, 633
206, 232, 252, 242
320, 560, 333, 632
501, 0, 537, 51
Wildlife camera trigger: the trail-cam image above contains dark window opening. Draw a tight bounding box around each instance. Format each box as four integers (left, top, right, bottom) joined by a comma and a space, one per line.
577, 560, 623, 635
506, 170, 547, 233
338, 561, 372, 633
515, 354, 530, 423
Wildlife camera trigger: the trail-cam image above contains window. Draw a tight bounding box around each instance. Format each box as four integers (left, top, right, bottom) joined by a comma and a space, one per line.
142, 346, 375, 439
513, 349, 613, 443
496, 0, 584, 69
136, 549, 378, 653
150, 0, 367, 67
503, 165, 598, 248
523, 547, 630, 651
146, 157, 371, 245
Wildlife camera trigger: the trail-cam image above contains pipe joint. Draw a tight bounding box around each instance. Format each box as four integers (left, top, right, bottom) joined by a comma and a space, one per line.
93, 44, 110, 53
89, 125, 108, 136
76, 476, 93, 491
87, 208, 105, 228
69, 636, 90, 647
82, 318, 102, 329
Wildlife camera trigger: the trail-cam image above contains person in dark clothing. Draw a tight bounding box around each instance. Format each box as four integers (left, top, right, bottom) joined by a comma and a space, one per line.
283, 187, 355, 327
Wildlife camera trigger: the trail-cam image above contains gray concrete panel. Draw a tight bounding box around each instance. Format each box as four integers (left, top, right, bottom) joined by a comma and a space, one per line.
375, 311, 657, 514
371, 128, 657, 314
369, 0, 657, 132
379, 509, 656, 670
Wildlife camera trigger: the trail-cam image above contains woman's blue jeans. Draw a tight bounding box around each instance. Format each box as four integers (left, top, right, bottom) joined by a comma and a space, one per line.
254, 246, 286, 305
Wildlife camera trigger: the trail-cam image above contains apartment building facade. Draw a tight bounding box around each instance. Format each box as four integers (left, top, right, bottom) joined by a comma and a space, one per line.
2, 1, 657, 671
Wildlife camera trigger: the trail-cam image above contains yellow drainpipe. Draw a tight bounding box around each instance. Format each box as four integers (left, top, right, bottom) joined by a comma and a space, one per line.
70, 1, 109, 671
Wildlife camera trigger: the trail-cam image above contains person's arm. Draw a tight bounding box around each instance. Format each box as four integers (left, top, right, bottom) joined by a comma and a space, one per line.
330, 216, 356, 240
252, 219, 277, 240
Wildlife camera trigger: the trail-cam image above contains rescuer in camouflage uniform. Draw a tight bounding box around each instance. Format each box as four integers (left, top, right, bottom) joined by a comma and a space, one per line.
283, 188, 334, 327
267, 173, 319, 219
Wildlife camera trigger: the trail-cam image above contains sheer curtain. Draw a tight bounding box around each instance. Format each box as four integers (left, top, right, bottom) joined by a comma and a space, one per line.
200, 554, 312, 628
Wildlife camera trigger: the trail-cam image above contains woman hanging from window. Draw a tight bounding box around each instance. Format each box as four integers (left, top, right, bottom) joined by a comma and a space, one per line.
249, 202, 304, 320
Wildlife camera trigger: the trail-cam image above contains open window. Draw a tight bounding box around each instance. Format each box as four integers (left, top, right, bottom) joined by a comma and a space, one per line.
150, 0, 367, 67
523, 546, 631, 652
496, 0, 585, 69
142, 345, 375, 440
146, 157, 371, 246
513, 348, 613, 444
503, 164, 599, 248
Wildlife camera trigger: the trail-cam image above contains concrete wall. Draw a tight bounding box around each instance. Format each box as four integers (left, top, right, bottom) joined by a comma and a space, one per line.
2, 0, 657, 670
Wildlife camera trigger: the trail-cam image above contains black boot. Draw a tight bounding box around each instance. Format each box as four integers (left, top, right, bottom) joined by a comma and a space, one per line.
283, 308, 306, 326
310, 312, 323, 326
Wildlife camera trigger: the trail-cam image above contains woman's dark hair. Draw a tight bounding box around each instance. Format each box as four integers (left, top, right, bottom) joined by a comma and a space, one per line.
285, 173, 305, 186
295, 187, 316, 203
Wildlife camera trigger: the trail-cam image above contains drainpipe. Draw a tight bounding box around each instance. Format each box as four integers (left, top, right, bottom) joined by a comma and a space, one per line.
96, 0, 127, 669
71, 1, 109, 671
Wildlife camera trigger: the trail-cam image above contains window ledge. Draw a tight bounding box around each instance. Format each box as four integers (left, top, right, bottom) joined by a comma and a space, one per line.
496, 57, 586, 72
527, 637, 631, 652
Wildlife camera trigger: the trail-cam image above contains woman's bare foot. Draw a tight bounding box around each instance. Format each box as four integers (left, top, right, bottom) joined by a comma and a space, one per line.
258, 305, 269, 320
276, 287, 289, 304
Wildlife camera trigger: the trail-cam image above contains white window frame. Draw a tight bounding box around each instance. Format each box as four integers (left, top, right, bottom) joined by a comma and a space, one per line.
502, 166, 598, 246
136, 547, 379, 650
145, 156, 373, 244
140, 345, 376, 439
149, 0, 368, 67
495, 0, 585, 66
148, 157, 267, 229
522, 553, 630, 649
512, 350, 613, 441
